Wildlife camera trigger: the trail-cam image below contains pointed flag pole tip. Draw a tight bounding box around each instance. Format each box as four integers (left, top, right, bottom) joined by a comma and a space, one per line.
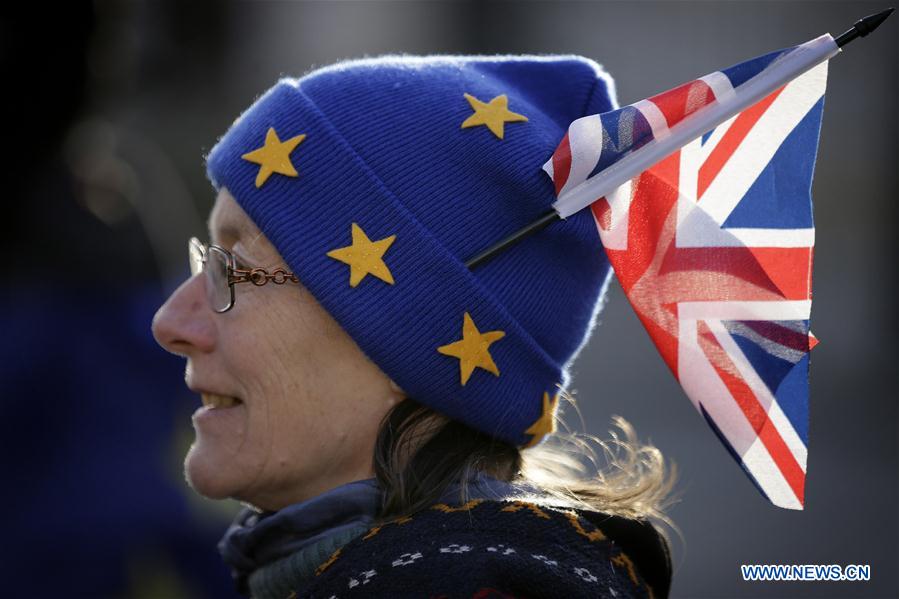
835, 8, 894, 47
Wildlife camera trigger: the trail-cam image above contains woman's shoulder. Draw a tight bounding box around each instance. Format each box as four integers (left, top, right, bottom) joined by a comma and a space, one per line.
299, 498, 671, 599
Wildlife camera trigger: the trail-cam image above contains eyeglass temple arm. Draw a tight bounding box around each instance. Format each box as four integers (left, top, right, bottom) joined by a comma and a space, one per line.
464, 209, 560, 270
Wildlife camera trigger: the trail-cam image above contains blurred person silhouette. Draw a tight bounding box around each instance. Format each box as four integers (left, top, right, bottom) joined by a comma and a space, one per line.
152, 56, 676, 598
2, 3, 243, 597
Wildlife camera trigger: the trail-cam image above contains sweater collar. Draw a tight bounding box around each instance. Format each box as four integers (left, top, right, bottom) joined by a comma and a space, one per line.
218, 474, 532, 597
218, 478, 381, 596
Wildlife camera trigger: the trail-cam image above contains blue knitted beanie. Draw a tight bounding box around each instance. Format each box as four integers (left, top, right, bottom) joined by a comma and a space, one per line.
206, 55, 617, 448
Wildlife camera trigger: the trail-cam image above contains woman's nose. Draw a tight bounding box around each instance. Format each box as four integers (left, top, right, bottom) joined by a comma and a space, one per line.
152, 274, 217, 356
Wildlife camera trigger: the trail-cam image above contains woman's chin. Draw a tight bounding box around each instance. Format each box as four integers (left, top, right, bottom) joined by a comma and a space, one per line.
184, 441, 245, 500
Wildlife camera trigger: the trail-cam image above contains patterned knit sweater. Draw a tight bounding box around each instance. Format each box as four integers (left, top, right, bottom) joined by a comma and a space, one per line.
293, 498, 671, 599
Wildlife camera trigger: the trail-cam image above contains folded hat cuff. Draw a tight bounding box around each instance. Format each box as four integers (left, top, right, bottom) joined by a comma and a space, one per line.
206, 80, 564, 447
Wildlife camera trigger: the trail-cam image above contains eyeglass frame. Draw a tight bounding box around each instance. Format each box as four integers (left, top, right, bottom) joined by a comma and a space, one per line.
189, 236, 300, 313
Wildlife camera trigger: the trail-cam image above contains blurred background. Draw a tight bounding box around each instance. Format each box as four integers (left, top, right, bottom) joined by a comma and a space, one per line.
3, 1, 895, 597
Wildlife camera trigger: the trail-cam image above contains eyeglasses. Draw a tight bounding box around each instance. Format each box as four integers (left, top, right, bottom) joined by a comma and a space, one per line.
188, 237, 299, 313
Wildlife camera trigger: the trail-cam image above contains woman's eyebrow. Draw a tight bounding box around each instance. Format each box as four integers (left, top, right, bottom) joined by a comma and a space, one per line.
207, 216, 246, 245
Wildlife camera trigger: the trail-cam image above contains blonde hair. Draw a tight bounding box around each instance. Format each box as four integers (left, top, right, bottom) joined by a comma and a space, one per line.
371, 389, 680, 544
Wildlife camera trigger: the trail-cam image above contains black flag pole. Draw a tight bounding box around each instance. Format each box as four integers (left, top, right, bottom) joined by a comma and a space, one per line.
464, 8, 894, 271
465, 208, 559, 270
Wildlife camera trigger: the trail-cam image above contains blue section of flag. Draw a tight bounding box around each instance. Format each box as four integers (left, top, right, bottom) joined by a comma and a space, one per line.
774, 353, 810, 445
720, 47, 793, 90
586, 105, 654, 180
723, 96, 824, 230
729, 328, 796, 394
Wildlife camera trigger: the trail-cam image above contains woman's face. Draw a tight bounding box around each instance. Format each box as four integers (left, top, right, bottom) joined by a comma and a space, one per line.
152, 188, 402, 511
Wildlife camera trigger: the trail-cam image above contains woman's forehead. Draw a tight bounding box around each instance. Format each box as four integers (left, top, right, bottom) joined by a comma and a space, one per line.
208, 189, 257, 244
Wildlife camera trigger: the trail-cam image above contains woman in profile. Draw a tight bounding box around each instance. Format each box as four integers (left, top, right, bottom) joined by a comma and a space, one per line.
153, 54, 677, 599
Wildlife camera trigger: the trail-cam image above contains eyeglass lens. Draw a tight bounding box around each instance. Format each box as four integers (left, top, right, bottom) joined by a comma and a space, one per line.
188, 238, 234, 312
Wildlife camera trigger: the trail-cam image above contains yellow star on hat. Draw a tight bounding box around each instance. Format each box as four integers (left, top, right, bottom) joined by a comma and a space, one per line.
241, 126, 306, 188
326, 223, 397, 287
460, 93, 528, 139
523, 391, 560, 448
437, 312, 506, 386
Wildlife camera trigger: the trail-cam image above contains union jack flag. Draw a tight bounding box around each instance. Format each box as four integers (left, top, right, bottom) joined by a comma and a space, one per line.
544, 45, 828, 509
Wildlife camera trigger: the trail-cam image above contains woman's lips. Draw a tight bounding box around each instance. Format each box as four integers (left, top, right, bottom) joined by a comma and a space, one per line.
192, 394, 247, 428
200, 392, 242, 409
